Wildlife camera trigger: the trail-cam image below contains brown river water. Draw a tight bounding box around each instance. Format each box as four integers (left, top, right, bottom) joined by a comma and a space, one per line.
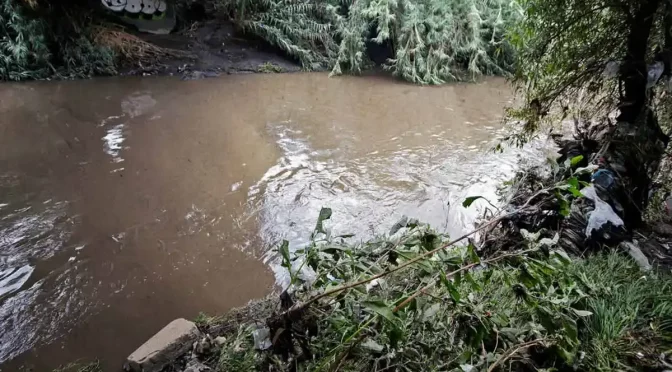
0, 73, 544, 371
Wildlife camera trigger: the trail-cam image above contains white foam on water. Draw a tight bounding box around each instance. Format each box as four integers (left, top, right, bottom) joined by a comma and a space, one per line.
102, 124, 126, 163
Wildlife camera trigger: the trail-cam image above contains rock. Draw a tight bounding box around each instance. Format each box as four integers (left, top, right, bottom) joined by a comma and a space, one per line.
183, 359, 213, 372
620, 241, 652, 271
654, 223, 672, 236
192, 334, 214, 357
125, 318, 201, 372
214, 336, 227, 346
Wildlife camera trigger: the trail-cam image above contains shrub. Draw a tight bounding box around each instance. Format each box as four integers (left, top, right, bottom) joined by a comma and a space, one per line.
0, 0, 116, 81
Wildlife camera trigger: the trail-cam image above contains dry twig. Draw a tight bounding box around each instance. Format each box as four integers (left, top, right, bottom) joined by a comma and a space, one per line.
486, 339, 546, 372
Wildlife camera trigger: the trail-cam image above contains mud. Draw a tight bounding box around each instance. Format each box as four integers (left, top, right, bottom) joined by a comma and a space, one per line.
123, 21, 302, 79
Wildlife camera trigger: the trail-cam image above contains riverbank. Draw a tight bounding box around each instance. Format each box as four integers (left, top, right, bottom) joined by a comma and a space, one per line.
112, 138, 672, 371
0, 73, 521, 371
1, 0, 519, 84
117, 207, 672, 372
116, 20, 303, 79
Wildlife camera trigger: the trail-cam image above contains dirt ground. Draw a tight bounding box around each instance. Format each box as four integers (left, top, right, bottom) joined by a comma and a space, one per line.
122, 20, 303, 79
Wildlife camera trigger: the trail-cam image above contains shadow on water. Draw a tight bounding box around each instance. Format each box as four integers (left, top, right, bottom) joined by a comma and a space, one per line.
0, 73, 545, 371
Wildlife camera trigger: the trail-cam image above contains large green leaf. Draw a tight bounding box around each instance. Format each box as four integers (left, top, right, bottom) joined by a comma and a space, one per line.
467, 243, 481, 264
570, 155, 584, 167
314, 207, 332, 234
440, 271, 461, 303
462, 196, 484, 208
279, 240, 291, 268
363, 300, 395, 322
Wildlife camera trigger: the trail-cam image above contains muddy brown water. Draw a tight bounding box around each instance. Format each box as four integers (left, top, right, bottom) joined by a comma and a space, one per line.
0, 73, 539, 371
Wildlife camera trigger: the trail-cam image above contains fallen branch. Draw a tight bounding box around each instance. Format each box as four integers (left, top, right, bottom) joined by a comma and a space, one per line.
487, 339, 546, 372
279, 188, 545, 317
392, 248, 535, 312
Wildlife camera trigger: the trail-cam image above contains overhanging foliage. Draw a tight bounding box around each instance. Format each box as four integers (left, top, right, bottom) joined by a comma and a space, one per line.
215, 0, 522, 84
0, 0, 116, 81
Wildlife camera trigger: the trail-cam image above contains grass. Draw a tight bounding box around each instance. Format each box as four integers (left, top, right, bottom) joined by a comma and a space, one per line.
257, 62, 284, 73
569, 254, 672, 370
202, 211, 672, 371
195, 312, 225, 327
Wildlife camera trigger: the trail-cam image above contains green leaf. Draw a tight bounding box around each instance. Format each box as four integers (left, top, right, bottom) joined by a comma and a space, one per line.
518, 265, 539, 288
454, 271, 462, 287
467, 243, 481, 264
462, 196, 484, 208
552, 249, 571, 265
363, 300, 395, 322
442, 277, 461, 304
566, 177, 582, 197
397, 250, 433, 272
464, 271, 482, 292
422, 303, 442, 321
536, 306, 558, 333
562, 317, 579, 344
361, 339, 384, 352
388, 325, 403, 348
571, 309, 593, 317
555, 191, 570, 217
279, 240, 291, 268
570, 155, 584, 167
314, 207, 332, 234
483, 269, 494, 285
574, 164, 598, 175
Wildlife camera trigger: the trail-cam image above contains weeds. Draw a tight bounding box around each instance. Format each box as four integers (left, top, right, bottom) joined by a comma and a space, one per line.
92, 26, 190, 68
0, 0, 116, 81
207, 210, 672, 371
195, 312, 225, 327
258, 62, 284, 73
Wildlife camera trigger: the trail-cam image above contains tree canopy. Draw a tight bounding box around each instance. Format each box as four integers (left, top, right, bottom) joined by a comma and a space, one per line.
510, 0, 672, 123
507, 0, 672, 236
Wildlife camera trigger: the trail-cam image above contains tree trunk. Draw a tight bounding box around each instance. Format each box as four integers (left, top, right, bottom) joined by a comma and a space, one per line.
617, 0, 660, 124
558, 0, 668, 253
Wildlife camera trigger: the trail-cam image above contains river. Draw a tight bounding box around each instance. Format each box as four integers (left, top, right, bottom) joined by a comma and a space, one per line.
0, 73, 541, 371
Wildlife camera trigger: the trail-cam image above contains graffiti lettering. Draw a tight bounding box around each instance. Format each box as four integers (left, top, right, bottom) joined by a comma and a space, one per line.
101, 0, 167, 16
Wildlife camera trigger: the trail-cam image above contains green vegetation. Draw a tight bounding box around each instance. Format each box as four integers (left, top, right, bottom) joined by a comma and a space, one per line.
1, 0, 520, 83
258, 61, 284, 73
215, 0, 338, 70
208, 215, 672, 371
332, 0, 520, 84
0, 0, 116, 81
215, 0, 521, 84
507, 0, 671, 143
501, 0, 672, 249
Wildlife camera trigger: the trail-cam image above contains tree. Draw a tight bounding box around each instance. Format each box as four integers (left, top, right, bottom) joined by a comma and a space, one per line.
0, 0, 116, 80
508, 0, 672, 249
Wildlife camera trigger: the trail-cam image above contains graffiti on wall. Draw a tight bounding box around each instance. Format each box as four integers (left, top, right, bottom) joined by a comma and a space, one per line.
101, 0, 168, 18
100, 0, 176, 34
